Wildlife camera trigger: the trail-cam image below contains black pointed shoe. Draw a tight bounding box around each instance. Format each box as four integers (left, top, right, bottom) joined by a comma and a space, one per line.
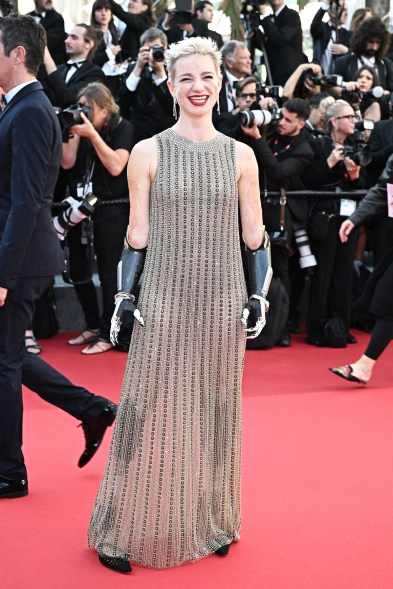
98, 554, 132, 573
215, 543, 231, 556
78, 402, 117, 468
0, 475, 28, 499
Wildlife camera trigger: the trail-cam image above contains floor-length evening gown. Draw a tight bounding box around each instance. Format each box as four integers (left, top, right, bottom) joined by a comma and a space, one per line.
88, 128, 248, 568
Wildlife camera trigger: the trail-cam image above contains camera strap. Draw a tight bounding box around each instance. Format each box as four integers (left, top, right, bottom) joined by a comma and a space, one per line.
279, 187, 286, 230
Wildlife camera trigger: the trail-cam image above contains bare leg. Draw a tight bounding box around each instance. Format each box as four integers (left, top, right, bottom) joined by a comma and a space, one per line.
330, 317, 393, 384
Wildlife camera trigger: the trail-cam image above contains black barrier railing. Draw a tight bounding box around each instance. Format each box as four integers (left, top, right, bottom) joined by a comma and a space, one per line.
260, 189, 368, 199
51, 189, 369, 210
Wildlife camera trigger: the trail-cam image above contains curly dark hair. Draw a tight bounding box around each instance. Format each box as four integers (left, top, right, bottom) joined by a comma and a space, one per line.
350, 17, 390, 60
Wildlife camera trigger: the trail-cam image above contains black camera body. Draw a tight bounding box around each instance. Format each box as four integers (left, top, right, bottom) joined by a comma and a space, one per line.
270, 229, 293, 258
342, 144, 371, 166
341, 120, 374, 166
173, 0, 193, 25
259, 85, 283, 100
151, 45, 165, 62
55, 104, 93, 143
308, 73, 343, 87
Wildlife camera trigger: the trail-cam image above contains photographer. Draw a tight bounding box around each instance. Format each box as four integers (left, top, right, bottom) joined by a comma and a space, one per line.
259, 0, 305, 86
90, 0, 129, 98
118, 27, 175, 146
302, 100, 367, 347
106, 0, 153, 61
339, 66, 391, 123
215, 76, 277, 138
310, 0, 351, 75
60, 82, 134, 354
241, 98, 314, 345
283, 62, 324, 101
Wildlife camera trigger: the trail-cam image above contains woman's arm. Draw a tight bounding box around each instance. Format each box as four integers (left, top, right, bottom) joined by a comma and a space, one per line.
236, 142, 264, 250
126, 137, 156, 249
61, 134, 80, 169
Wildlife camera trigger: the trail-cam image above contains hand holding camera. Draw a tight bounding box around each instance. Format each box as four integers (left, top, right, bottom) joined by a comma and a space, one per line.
134, 44, 166, 78
69, 111, 97, 141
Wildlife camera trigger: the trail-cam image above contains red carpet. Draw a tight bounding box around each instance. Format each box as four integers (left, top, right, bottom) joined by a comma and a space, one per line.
1, 331, 392, 589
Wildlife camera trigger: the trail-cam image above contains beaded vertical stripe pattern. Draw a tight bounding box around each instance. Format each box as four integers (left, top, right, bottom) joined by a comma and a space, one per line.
88, 128, 248, 568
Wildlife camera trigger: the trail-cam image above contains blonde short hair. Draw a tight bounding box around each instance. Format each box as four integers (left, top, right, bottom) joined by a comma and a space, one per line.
165, 36, 222, 82
324, 99, 353, 133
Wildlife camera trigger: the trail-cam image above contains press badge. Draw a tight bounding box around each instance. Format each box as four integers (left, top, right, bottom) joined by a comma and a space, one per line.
387, 183, 393, 218
340, 199, 356, 217
77, 182, 93, 198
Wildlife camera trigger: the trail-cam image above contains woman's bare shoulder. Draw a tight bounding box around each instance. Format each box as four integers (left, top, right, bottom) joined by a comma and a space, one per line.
130, 136, 157, 160
234, 140, 258, 176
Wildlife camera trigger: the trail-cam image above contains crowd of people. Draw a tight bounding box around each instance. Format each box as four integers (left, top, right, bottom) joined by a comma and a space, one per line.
1, 0, 393, 576
1, 0, 393, 363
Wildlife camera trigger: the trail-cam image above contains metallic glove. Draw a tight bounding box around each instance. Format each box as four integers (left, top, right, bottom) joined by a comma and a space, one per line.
241, 232, 273, 339
110, 242, 146, 345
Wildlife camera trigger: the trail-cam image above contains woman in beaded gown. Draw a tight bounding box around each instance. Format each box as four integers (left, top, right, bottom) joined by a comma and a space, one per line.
88, 37, 265, 573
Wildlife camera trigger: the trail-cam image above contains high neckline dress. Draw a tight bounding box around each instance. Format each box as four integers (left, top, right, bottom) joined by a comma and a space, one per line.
88, 128, 248, 568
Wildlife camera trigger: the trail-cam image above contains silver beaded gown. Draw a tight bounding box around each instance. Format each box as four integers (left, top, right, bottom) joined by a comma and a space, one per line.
88, 128, 248, 569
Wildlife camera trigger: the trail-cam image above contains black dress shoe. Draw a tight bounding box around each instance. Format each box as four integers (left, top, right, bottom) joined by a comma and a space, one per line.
215, 543, 231, 556
277, 332, 292, 347
347, 332, 358, 344
78, 402, 117, 468
0, 475, 28, 499
98, 554, 132, 573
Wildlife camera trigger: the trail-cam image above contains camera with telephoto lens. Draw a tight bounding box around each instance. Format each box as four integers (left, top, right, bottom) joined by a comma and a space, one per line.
341, 86, 384, 106
293, 223, 317, 269
55, 103, 93, 143
308, 74, 343, 87
151, 45, 165, 62
53, 193, 98, 241
240, 109, 274, 127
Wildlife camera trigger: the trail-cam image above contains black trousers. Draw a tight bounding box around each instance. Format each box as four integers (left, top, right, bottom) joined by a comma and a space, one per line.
72, 208, 129, 341
306, 215, 357, 342
0, 275, 109, 480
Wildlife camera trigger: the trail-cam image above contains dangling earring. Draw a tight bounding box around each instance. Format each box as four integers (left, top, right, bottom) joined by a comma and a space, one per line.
216, 98, 220, 115
173, 96, 178, 120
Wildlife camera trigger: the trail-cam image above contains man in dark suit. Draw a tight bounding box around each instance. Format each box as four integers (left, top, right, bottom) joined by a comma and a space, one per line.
310, 0, 351, 74
27, 0, 66, 72
0, 15, 116, 500
260, 0, 305, 86
118, 27, 175, 146
333, 17, 393, 90
218, 41, 252, 115
43, 23, 105, 108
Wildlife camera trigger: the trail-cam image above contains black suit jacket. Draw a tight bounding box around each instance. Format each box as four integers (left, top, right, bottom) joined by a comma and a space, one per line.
334, 53, 393, 90
262, 6, 305, 86
44, 60, 105, 108
0, 82, 64, 290
118, 64, 175, 146
252, 129, 314, 221
365, 120, 393, 186
310, 8, 351, 70
27, 8, 66, 65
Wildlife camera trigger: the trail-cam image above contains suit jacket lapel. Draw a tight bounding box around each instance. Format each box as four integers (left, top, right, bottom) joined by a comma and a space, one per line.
0, 81, 43, 123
